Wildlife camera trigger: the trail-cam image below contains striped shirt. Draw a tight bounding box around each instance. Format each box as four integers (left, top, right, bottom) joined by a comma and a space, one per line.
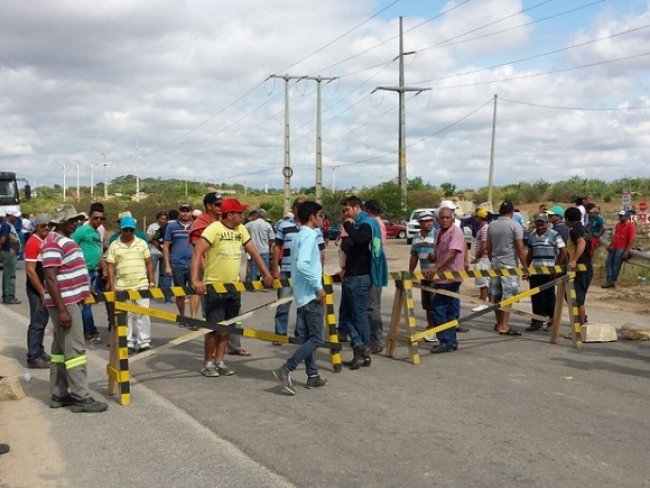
41, 232, 90, 307
527, 229, 565, 267
410, 228, 437, 271
107, 237, 151, 290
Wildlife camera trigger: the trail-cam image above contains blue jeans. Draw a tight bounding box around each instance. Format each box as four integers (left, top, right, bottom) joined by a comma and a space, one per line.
81, 270, 100, 336
430, 282, 460, 347
285, 300, 324, 377
26, 285, 49, 361
249, 253, 270, 281
605, 248, 625, 283
341, 275, 371, 349
274, 271, 304, 336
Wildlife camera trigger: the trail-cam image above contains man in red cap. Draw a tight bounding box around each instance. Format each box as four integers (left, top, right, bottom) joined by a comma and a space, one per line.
191, 198, 273, 377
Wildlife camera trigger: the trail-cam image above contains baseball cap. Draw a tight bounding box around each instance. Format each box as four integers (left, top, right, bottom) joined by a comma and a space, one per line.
220, 198, 249, 214
618, 210, 628, 217
548, 205, 565, 218
534, 213, 548, 222
6, 208, 21, 218
119, 216, 137, 229
179, 203, 192, 211
192, 209, 203, 218
499, 201, 514, 214
439, 200, 457, 210
418, 211, 434, 221
203, 192, 223, 205
33, 213, 51, 226
475, 208, 489, 219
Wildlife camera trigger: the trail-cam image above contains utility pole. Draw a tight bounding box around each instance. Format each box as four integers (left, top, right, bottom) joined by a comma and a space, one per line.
330, 162, 336, 193
373, 16, 430, 215
74, 161, 81, 201
101, 152, 109, 199
134, 141, 142, 202
487, 94, 498, 209
83, 162, 95, 197
57, 161, 66, 201
299, 75, 337, 204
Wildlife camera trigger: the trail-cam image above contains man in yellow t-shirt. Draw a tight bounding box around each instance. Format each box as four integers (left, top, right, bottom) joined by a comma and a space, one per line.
106, 216, 155, 353
191, 198, 273, 377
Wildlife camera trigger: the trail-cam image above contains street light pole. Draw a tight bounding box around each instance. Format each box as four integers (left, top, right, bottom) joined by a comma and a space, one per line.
57, 161, 67, 201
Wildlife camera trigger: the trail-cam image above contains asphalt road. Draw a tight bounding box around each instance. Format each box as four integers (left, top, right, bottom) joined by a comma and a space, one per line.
1, 245, 649, 488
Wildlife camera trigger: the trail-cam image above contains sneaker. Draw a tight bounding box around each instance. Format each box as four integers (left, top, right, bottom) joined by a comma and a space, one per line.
70, 397, 108, 413
431, 343, 458, 354
217, 365, 235, 376
27, 358, 50, 369
50, 394, 75, 408
137, 344, 151, 353
601, 282, 615, 289
472, 304, 489, 312
3, 298, 21, 305
456, 326, 470, 333
526, 321, 544, 332
305, 375, 328, 389
90, 334, 102, 344
201, 364, 220, 377
40, 352, 51, 362
272, 367, 295, 395
422, 331, 437, 342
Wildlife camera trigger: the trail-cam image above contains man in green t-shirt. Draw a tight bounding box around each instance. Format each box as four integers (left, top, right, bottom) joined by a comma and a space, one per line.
191, 198, 273, 378
72, 203, 105, 344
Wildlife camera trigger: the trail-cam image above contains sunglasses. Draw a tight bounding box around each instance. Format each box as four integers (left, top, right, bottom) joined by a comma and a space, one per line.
122, 228, 135, 232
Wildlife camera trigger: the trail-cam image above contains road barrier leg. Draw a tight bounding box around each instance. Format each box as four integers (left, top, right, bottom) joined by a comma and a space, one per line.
549, 278, 566, 344
402, 274, 420, 365
107, 304, 131, 405
386, 278, 404, 358
323, 275, 342, 372
566, 274, 583, 349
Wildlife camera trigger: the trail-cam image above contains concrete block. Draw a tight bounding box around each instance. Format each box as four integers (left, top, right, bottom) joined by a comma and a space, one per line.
581, 323, 618, 342
620, 323, 650, 341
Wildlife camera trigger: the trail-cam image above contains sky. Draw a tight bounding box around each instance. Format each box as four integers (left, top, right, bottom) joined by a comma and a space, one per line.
1, 0, 649, 193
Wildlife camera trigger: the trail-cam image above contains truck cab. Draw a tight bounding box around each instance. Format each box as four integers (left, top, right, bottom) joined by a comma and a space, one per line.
0, 172, 30, 216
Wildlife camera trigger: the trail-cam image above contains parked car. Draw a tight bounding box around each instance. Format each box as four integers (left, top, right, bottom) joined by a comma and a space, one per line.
383, 220, 407, 239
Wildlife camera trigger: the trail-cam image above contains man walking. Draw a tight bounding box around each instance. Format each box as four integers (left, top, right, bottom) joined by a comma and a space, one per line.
602, 210, 636, 288
106, 215, 155, 353
41, 204, 107, 413
72, 202, 104, 344
273, 201, 328, 395
0, 208, 22, 304
408, 210, 437, 341
363, 200, 387, 354
339, 196, 387, 369
525, 213, 566, 331
24, 213, 51, 368
425, 207, 466, 353
191, 198, 273, 378
244, 208, 274, 281
164, 203, 199, 318
487, 201, 527, 336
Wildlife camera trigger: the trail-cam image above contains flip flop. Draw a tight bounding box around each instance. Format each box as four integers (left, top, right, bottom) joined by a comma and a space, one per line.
498, 329, 522, 336
228, 348, 252, 356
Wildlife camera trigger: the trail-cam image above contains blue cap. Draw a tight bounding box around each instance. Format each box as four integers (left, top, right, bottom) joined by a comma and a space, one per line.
119, 216, 137, 229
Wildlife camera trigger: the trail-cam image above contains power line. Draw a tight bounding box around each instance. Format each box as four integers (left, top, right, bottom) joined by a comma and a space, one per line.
499, 97, 650, 111
417, 23, 650, 84
431, 51, 650, 89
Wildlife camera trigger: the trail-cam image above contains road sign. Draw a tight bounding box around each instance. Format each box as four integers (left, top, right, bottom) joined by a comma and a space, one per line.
639, 201, 648, 212
622, 189, 631, 209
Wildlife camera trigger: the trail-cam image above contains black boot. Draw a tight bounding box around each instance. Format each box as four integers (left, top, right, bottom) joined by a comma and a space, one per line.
361, 347, 371, 367
342, 347, 361, 367
348, 347, 366, 370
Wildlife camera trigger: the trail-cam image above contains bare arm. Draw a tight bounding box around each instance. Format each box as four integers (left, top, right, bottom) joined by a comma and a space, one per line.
516, 239, 527, 268
408, 254, 418, 274
144, 257, 154, 286
191, 238, 209, 295
244, 240, 273, 288
162, 241, 172, 275
569, 238, 586, 269
271, 242, 282, 279
425, 249, 459, 279
105, 262, 116, 292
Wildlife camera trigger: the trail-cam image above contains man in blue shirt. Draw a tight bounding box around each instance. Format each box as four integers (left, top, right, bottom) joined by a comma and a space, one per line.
273, 201, 327, 395
408, 211, 437, 341
164, 203, 198, 318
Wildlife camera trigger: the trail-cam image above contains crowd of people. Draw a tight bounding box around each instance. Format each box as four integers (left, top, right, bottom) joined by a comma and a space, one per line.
0, 192, 638, 404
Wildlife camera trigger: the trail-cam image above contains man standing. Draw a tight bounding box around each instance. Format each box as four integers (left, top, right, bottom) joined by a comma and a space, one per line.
525, 213, 566, 331
191, 198, 273, 377
106, 216, 155, 353
164, 203, 199, 318
363, 200, 387, 354
565, 207, 593, 325
146, 210, 168, 287
244, 208, 275, 281
487, 201, 528, 336
339, 196, 387, 369
547, 206, 569, 246
602, 210, 636, 288
425, 207, 466, 353
72, 202, 104, 344
273, 201, 328, 395
408, 211, 437, 341
0, 208, 22, 304
586, 204, 605, 257
41, 204, 107, 413
472, 208, 491, 312
24, 213, 51, 368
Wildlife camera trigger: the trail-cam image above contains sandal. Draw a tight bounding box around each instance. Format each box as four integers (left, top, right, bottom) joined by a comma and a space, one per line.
498, 329, 522, 336
228, 347, 251, 357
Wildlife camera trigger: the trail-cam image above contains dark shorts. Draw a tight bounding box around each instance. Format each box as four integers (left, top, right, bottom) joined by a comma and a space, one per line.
421, 280, 434, 310
573, 273, 592, 307
204, 291, 241, 334
172, 267, 191, 287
